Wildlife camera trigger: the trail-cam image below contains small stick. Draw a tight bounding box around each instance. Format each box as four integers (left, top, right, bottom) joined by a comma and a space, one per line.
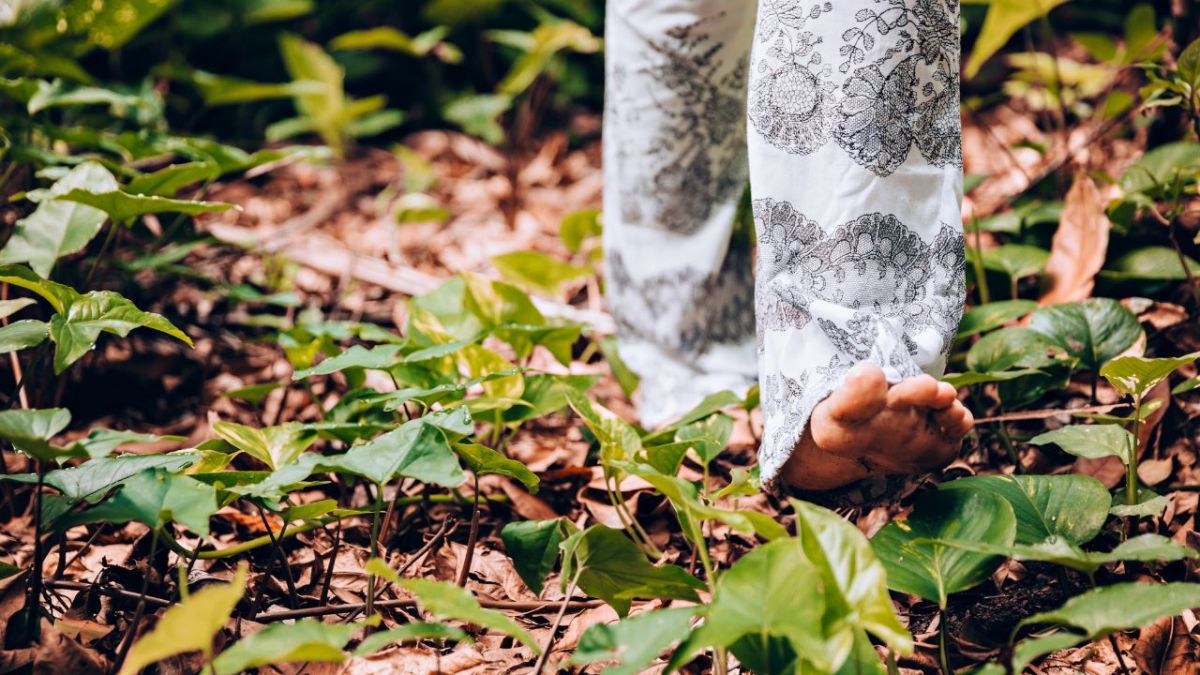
254, 597, 604, 623
455, 477, 482, 587
532, 577, 579, 674
257, 506, 299, 609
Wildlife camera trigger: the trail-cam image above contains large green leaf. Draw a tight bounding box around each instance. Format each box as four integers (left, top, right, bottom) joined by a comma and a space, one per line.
0, 161, 116, 276
568, 607, 698, 675
61, 468, 217, 537
1120, 142, 1200, 195
1029, 424, 1134, 466
668, 538, 826, 672
211, 421, 319, 470
1100, 352, 1199, 400
278, 32, 347, 154
319, 410, 468, 487
1028, 299, 1141, 372
365, 559, 539, 650
561, 525, 704, 617
125, 161, 220, 197
59, 428, 184, 459
500, 518, 574, 596
291, 344, 405, 379
452, 441, 538, 491
935, 534, 1198, 575
0, 319, 48, 354
56, 187, 233, 224
0, 408, 71, 460
118, 566, 247, 675
28, 452, 197, 508
1099, 247, 1200, 282
211, 619, 361, 673
956, 299, 1038, 338
490, 251, 591, 297
938, 474, 1110, 545
0, 298, 36, 321
792, 500, 913, 660
1009, 582, 1200, 670
963, 0, 1073, 77
48, 290, 193, 372
980, 244, 1049, 280
871, 490, 1016, 607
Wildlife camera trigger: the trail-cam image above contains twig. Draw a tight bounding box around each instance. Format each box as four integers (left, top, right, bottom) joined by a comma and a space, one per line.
44, 580, 171, 607
974, 403, 1123, 424
254, 597, 604, 623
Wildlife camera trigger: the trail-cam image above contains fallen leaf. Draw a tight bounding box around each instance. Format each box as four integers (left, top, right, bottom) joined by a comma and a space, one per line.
1133, 616, 1197, 675
1040, 174, 1111, 305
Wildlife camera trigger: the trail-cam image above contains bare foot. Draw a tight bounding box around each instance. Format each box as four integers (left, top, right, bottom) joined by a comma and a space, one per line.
780, 363, 973, 491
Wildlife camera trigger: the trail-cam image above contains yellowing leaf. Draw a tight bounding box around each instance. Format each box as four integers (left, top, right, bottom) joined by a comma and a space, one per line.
964, 0, 1073, 78
118, 564, 248, 675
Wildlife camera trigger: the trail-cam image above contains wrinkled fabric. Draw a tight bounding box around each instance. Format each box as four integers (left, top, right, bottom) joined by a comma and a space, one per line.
603, 0, 965, 481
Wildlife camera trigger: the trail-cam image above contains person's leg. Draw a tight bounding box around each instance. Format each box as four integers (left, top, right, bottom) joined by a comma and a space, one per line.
747, 0, 972, 489
603, 0, 758, 427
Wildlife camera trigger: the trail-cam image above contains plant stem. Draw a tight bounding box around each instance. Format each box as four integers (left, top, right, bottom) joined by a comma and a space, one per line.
22, 460, 46, 645
1127, 397, 1143, 506
112, 529, 159, 675
938, 609, 953, 675
531, 575, 579, 675
365, 483, 384, 617
256, 505, 299, 608
455, 475, 482, 587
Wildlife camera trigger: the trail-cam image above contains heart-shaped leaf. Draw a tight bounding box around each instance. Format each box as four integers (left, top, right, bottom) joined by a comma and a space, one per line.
490, 251, 591, 297
0, 162, 117, 276
956, 299, 1038, 338
933, 534, 1196, 575
938, 474, 1111, 544
0, 408, 71, 460
560, 525, 704, 617
1029, 424, 1134, 466
569, 607, 698, 675
1101, 352, 1199, 400
212, 421, 319, 470
668, 538, 826, 672
365, 559, 539, 651
1028, 299, 1141, 372
871, 489, 1016, 607
500, 519, 575, 595
980, 244, 1050, 280
60, 468, 217, 537
211, 619, 365, 673
48, 290, 193, 372
319, 409, 470, 487
0, 319, 49, 354
452, 441, 539, 491
56, 187, 234, 224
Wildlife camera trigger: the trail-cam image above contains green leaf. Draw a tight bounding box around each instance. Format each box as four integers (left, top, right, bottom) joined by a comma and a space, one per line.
1120, 142, 1200, 196
352, 623, 470, 656
565, 388, 642, 466
365, 559, 539, 651
0, 298, 36, 321
559, 208, 602, 253
1109, 489, 1168, 518
643, 390, 742, 445
126, 161, 220, 197
443, 93, 512, 145
792, 500, 914, 659
561, 525, 704, 617
871, 489, 1016, 607
0, 161, 117, 276
60, 429, 183, 459
980, 244, 1049, 280
956, 299, 1038, 338
617, 462, 788, 543
453, 441, 538, 492
1028, 299, 1142, 372
568, 607, 698, 675
668, 538, 826, 672
48, 290, 192, 372
1019, 582, 1200, 646
118, 565, 248, 675
674, 412, 733, 466
1029, 424, 1135, 466
599, 335, 639, 398
10, 453, 197, 507
62, 0, 177, 51
934, 534, 1197, 575
56, 188, 233, 225
966, 327, 1067, 372
490, 251, 591, 298
963, 0, 1072, 77
1099, 247, 1200, 282
0, 319, 48, 354
0, 408, 71, 460
212, 619, 363, 673
493, 20, 600, 96
938, 474, 1111, 545
500, 519, 574, 595
61, 468, 217, 537
212, 421, 319, 470
941, 368, 1044, 388
278, 33, 347, 154
184, 70, 324, 107
319, 411, 468, 487
1101, 352, 1199, 400
0, 264, 80, 314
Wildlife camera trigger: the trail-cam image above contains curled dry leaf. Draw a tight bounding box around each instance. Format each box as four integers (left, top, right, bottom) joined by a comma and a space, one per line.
1133, 616, 1198, 675
1040, 174, 1112, 306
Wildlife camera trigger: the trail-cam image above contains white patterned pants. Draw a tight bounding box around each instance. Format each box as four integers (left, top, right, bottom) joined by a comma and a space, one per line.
603, 0, 965, 482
